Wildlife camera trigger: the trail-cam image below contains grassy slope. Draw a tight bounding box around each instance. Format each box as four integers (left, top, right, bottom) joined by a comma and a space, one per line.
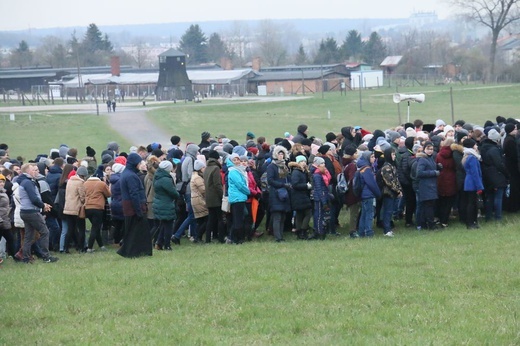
1, 220, 520, 344
1, 84, 520, 343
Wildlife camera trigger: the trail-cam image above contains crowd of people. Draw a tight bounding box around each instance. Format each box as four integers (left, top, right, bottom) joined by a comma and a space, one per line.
1, 115, 518, 263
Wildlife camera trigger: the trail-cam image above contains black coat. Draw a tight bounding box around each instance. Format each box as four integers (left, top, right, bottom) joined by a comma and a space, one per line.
480, 139, 508, 189
289, 163, 312, 211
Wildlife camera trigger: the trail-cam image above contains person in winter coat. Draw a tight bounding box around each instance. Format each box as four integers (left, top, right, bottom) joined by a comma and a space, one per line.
435, 138, 457, 227
110, 163, 125, 245
452, 131, 469, 223
462, 139, 484, 229
243, 156, 262, 240
503, 123, 520, 211
190, 160, 209, 242
357, 151, 380, 237
117, 153, 152, 258
340, 126, 360, 157
144, 155, 160, 237
416, 141, 441, 230
35, 162, 61, 251
172, 143, 200, 244
18, 164, 58, 263
0, 174, 17, 261
292, 124, 309, 144
480, 129, 508, 221
226, 153, 250, 244
380, 148, 402, 237
397, 137, 417, 227
267, 146, 292, 242
203, 150, 225, 243
153, 160, 179, 250
63, 167, 87, 252
309, 156, 332, 239
56, 164, 75, 253
84, 171, 111, 252
289, 156, 312, 240
341, 146, 361, 238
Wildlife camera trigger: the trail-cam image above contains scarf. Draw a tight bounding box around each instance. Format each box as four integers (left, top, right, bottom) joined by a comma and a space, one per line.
462, 147, 481, 165
274, 159, 289, 179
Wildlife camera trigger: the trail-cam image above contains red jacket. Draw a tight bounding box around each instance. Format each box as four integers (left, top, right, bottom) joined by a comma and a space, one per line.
436, 145, 457, 196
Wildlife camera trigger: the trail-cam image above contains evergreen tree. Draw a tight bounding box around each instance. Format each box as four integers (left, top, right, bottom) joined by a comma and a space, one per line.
80, 24, 113, 66
363, 32, 387, 66
207, 33, 229, 63
341, 30, 364, 60
313, 38, 340, 64
295, 44, 307, 65
10, 40, 33, 68
179, 24, 208, 64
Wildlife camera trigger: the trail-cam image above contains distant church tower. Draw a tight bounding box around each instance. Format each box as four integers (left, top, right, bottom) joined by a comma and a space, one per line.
156, 48, 193, 101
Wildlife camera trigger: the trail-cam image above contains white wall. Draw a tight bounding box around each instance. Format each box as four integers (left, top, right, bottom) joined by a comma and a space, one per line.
350, 70, 384, 89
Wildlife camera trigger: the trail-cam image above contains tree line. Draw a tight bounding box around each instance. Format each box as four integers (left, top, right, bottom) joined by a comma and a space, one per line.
3, 0, 520, 83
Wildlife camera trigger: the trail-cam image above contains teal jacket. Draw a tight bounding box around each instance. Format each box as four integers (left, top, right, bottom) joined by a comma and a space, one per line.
153, 168, 179, 220
226, 158, 249, 204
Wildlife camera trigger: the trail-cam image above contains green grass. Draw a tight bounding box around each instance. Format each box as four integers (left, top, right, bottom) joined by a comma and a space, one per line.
1, 84, 519, 160
0, 112, 130, 162
2, 216, 520, 344
147, 84, 520, 143
1, 83, 520, 343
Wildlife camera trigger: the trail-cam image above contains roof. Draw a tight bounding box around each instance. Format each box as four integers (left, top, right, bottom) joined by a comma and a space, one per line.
259, 64, 344, 72
0, 69, 57, 79
0, 65, 136, 80
380, 56, 403, 67
56, 68, 257, 87
158, 48, 185, 57
250, 69, 348, 82
188, 69, 257, 84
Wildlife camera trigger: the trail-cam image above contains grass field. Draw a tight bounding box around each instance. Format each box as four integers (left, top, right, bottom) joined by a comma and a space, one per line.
1, 83, 519, 159
1, 83, 520, 344
2, 216, 520, 344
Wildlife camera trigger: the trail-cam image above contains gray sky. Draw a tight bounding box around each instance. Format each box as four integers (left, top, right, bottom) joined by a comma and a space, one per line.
0, 0, 452, 31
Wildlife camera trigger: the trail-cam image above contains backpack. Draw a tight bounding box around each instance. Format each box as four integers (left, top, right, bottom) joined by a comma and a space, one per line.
352, 167, 367, 197
336, 172, 348, 195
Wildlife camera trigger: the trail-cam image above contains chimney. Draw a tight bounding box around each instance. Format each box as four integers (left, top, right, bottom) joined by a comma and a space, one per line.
111, 56, 120, 76
252, 57, 261, 71
220, 57, 233, 70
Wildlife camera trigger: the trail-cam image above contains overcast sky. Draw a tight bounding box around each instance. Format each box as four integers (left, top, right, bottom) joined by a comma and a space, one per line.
0, 0, 453, 31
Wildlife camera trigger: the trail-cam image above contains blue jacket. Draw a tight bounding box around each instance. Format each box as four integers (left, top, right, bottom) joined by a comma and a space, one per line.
463, 154, 484, 192
416, 153, 439, 201
226, 158, 249, 204
110, 173, 123, 220
120, 162, 147, 217
356, 157, 381, 199
310, 165, 330, 205
46, 165, 62, 200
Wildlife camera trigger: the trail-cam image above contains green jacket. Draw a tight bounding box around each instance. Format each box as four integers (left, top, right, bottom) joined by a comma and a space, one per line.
153, 168, 179, 220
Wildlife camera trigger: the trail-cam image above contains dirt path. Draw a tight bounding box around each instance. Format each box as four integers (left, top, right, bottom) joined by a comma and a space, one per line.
2, 96, 309, 148
104, 108, 172, 147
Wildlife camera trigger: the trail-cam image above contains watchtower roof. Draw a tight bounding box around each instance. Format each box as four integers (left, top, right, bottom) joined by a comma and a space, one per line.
158, 48, 185, 57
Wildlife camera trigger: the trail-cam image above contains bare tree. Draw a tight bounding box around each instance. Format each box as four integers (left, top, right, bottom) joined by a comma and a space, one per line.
254, 20, 287, 66
452, 0, 520, 78
132, 39, 150, 68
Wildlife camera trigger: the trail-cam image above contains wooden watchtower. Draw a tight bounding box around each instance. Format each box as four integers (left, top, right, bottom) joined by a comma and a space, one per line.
156, 48, 193, 101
